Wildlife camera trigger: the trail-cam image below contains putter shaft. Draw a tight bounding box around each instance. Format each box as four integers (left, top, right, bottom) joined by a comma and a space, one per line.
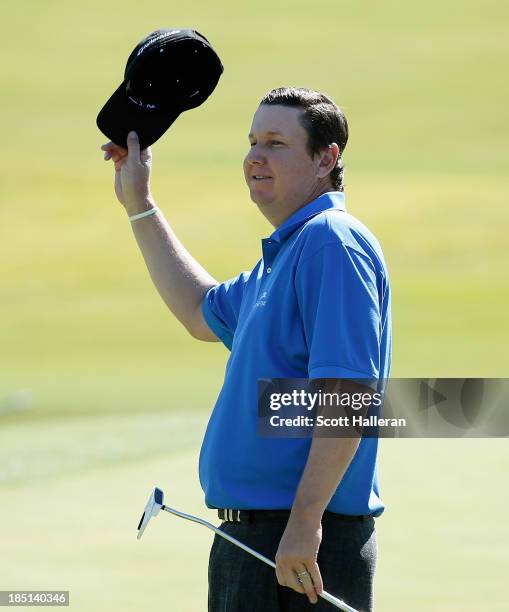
162, 504, 358, 612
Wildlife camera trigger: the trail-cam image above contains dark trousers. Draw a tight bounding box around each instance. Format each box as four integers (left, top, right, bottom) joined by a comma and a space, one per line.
208, 512, 377, 612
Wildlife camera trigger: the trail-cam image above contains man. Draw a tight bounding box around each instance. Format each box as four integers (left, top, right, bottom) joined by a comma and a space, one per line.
102, 87, 391, 611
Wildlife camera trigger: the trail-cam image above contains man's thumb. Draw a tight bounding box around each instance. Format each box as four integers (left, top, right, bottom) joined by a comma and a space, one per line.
127, 131, 140, 158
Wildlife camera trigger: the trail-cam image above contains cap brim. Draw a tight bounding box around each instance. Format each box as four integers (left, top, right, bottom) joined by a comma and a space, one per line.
96, 81, 181, 149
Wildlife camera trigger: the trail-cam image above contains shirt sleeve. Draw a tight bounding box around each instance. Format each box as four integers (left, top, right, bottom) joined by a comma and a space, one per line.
201, 272, 251, 350
295, 242, 381, 379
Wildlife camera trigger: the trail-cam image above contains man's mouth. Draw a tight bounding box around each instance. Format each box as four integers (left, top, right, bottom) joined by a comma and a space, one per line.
252, 175, 272, 181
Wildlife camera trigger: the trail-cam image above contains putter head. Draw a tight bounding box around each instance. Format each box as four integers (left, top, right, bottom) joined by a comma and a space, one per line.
137, 487, 164, 540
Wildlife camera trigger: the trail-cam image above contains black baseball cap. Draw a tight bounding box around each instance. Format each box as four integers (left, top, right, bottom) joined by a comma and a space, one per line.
97, 28, 223, 149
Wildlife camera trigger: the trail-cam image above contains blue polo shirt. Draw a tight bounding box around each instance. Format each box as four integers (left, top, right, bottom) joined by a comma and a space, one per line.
199, 191, 391, 516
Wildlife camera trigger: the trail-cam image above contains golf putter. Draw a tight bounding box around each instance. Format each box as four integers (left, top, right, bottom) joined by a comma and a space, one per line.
137, 487, 359, 612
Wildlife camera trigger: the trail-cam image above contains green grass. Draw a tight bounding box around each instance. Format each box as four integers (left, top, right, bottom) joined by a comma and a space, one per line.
1, 0, 508, 610
1, 416, 508, 611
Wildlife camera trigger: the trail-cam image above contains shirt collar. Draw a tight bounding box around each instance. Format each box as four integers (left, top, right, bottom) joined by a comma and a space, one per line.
269, 191, 346, 244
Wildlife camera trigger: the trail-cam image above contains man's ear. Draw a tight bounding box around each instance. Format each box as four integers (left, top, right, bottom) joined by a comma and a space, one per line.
316, 143, 340, 179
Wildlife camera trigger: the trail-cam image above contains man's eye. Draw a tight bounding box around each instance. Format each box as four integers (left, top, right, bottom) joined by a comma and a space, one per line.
248, 140, 283, 147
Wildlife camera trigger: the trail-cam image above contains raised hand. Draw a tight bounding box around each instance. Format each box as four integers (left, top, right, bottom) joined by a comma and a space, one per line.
101, 131, 153, 213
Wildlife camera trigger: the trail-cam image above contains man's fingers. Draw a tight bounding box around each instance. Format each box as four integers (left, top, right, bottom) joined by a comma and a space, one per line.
275, 566, 286, 588
111, 150, 128, 164
101, 141, 128, 163
295, 568, 318, 604
101, 141, 126, 154
277, 565, 305, 595
286, 570, 306, 595
127, 130, 140, 160
101, 135, 144, 165
308, 563, 323, 595
140, 146, 152, 164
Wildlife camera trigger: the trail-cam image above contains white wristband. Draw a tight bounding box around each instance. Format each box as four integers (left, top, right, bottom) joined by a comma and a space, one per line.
129, 207, 159, 222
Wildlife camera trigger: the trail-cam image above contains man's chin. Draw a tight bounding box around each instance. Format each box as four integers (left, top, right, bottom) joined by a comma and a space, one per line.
248, 188, 275, 208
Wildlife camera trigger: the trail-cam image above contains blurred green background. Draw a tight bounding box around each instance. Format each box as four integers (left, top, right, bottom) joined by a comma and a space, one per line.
1, 0, 508, 610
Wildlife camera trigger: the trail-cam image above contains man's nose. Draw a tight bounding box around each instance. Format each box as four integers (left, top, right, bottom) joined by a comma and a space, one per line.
246, 145, 265, 165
